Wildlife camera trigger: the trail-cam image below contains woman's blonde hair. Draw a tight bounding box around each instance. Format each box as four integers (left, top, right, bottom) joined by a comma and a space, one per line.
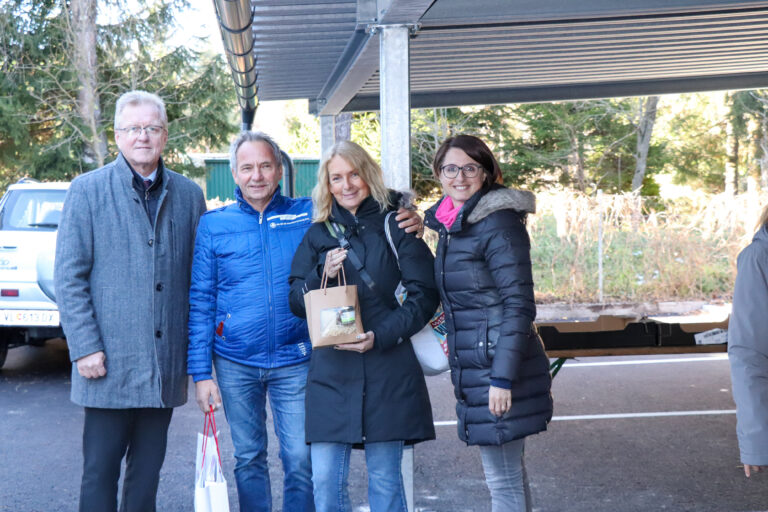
312, 140, 391, 222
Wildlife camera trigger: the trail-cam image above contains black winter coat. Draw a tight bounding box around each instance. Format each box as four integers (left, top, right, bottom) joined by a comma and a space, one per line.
289, 193, 438, 445
424, 185, 553, 446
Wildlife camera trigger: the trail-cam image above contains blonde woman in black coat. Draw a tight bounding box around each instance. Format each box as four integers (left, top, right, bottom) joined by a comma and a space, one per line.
424, 135, 553, 512
289, 140, 438, 512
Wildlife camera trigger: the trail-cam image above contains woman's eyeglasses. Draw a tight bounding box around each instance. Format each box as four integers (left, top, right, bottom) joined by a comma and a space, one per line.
439, 163, 483, 179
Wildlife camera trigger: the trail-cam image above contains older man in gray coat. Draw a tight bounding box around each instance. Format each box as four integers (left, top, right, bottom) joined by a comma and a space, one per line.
54, 90, 207, 512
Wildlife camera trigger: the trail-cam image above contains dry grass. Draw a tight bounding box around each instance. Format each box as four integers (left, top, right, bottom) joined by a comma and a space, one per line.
528, 189, 764, 303
417, 189, 765, 304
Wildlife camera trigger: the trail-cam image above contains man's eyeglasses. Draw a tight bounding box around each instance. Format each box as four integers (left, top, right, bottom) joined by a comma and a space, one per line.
116, 125, 165, 137
440, 163, 483, 179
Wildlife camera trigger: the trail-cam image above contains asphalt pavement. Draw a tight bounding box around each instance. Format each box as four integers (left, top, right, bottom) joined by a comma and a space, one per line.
1, 339, 766, 511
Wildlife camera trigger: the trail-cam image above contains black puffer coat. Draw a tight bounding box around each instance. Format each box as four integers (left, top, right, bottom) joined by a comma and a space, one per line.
424, 184, 553, 446
289, 193, 438, 445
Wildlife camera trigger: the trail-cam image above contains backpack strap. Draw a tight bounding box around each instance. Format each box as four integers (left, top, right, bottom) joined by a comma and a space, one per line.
325, 220, 379, 296
324, 219, 343, 238
384, 211, 400, 270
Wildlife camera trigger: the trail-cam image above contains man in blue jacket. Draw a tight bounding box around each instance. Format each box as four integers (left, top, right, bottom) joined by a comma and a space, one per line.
187, 131, 421, 512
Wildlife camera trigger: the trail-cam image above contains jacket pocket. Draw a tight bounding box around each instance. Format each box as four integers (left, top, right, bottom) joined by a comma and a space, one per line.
486, 320, 500, 361
216, 312, 231, 341
475, 317, 491, 366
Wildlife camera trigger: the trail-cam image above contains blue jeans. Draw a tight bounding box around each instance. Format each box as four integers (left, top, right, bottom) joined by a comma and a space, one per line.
479, 438, 531, 512
310, 441, 407, 512
214, 356, 314, 512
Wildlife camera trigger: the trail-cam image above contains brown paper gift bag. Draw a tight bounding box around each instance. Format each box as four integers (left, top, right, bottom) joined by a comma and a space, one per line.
304, 266, 363, 347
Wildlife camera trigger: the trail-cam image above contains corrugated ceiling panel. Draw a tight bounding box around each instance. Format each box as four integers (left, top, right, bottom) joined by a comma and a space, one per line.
352, 9, 768, 98
245, 1, 768, 107
251, 0, 358, 99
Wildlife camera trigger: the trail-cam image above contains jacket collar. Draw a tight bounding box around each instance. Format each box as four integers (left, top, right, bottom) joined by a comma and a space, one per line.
754, 223, 768, 244
425, 184, 535, 233
128, 162, 164, 194
466, 186, 535, 223
425, 186, 487, 234
114, 153, 170, 195
235, 185, 285, 216
330, 196, 372, 227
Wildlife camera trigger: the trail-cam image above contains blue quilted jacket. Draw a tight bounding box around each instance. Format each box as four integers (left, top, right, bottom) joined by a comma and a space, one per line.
187, 187, 313, 382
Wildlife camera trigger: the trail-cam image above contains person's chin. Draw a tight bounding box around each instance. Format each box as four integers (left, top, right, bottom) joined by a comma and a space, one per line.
127, 157, 155, 167
128, 152, 156, 162
249, 190, 267, 199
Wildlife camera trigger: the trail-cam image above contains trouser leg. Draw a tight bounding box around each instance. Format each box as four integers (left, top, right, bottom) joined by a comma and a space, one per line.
214, 356, 271, 512
364, 440, 407, 512
119, 408, 173, 512
267, 361, 314, 511
311, 442, 351, 512
479, 438, 531, 512
79, 408, 132, 512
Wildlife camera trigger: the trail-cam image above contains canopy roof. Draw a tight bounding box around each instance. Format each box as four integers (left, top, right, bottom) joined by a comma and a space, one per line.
215, 0, 768, 114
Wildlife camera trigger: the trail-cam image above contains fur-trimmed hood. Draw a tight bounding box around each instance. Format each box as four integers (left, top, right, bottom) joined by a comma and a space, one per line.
466, 187, 535, 224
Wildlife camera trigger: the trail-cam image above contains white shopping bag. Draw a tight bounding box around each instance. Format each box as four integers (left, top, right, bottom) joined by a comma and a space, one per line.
194, 409, 230, 512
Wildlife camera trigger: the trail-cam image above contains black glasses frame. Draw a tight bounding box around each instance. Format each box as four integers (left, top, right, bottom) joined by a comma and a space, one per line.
439, 163, 483, 179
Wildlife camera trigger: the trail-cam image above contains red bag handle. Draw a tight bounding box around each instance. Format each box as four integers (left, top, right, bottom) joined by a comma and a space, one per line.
200, 405, 223, 473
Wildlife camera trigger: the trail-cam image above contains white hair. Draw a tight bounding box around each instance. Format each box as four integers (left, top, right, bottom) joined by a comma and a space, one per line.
229, 131, 283, 172
114, 90, 168, 131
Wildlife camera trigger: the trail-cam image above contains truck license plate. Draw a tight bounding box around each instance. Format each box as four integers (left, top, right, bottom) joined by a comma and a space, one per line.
0, 310, 60, 327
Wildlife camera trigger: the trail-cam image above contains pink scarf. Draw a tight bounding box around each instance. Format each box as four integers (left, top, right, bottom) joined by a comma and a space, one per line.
435, 196, 462, 229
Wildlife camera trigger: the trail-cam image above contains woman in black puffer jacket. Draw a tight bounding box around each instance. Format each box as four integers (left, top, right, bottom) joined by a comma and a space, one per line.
424, 135, 553, 512
289, 140, 438, 512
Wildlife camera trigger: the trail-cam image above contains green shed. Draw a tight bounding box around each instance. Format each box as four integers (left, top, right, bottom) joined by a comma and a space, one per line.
204, 158, 235, 201
292, 158, 320, 198
204, 156, 319, 201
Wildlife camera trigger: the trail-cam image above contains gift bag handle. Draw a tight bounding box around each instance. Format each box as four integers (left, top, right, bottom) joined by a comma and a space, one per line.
200, 405, 223, 473
320, 262, 347, 292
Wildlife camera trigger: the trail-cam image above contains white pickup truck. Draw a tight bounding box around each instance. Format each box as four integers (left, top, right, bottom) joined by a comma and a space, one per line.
0, 179, 68, 368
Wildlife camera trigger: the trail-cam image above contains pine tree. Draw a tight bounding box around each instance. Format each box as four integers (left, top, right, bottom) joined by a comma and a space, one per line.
0, 0, 237, 186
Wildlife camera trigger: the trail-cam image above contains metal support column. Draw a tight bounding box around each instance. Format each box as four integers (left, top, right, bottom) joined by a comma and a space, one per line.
378, 23, 415, 512
402, 445, 414, 511
320, 115, 335, 158
379, 24, 411, 191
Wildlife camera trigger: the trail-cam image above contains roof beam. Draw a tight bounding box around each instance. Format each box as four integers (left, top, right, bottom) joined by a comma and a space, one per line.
343, 71, 768, 111
313, 0, 434, 115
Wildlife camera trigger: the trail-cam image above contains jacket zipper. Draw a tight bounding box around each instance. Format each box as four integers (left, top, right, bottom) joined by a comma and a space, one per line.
259, 209, 274, 366
441, 229, 458, 370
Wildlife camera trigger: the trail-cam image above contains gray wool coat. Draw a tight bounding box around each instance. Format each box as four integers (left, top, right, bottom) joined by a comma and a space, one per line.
54, 153, 206, 409
729, 224, 768, 465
